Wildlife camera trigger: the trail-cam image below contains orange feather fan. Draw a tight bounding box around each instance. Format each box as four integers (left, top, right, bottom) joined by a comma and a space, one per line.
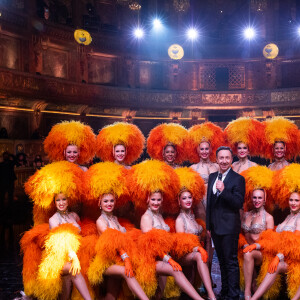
147, 123, 189, 164
96, 122, 145, 165
128, 160, 180, 214
224, 117, 265, 156
44, 120, 96, 164
271, 163, 300, 210
263, 117, 300, 160
240, 165, 274, 212
20, 224, 50, 297
188, 122, 225, 163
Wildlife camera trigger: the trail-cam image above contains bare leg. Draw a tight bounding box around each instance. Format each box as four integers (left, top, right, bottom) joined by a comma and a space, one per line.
104, 277, 122, 300
60, 274, 72, 300
156, 261, 204, 300
250, 262, 287, 300
243, 250, 262, 298
180, 252, 215, 300
62, 262, 92, 300
291, 284, 300, 300
104, 265, 149, 300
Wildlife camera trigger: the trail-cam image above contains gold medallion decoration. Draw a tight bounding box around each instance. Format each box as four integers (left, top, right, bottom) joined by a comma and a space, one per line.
74, 29, 92, 45
168, 44, 184, 60
263, 43, 279, 59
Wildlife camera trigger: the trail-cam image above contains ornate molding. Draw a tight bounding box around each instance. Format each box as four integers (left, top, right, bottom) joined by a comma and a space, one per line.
0, 69, 300, 110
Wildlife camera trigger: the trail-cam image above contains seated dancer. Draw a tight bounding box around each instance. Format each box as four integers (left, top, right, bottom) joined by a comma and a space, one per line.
96, 122, 145, 169
188, 122, 224, 218
85, 161, 148, 300
243, 164, 300, 300
21, 161, 92, 300
44, 120, 96, 171
174, 167, 216, 300
239, 166, 274, 300
130, 159, 206, 300
147, 123, 189, 169
262, 117, 300, 171
224, 118, 264, 174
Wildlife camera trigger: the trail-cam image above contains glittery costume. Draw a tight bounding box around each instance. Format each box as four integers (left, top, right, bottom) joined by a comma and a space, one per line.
238, 165, 274, 290
251, 164, 300, 299
20, 161, 92, 300
129, 160, 204, 298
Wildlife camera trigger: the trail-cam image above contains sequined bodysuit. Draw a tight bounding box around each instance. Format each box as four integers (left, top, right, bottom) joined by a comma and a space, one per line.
100, 212, 126, 233
146, 208, 170, 232
178, 210, 203, 236
276, 213, 300, 233
242, 209, 267, 234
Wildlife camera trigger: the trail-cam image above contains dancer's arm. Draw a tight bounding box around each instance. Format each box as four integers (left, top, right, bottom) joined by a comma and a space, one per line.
140, 213, 153, 233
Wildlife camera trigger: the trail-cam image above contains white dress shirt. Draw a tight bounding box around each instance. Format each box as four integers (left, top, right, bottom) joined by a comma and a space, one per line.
213, 167, 231, 194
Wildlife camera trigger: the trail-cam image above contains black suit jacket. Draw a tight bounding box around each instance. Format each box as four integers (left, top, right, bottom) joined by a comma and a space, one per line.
206, 169, 245, 235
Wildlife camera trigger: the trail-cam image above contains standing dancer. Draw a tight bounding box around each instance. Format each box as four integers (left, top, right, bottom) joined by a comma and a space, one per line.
262, 117, 300, 171
44, 120, 96, 171
96, 122, 145, 169
238, 166, 274, 299
224, 118, 264, 174
147, 123, 189, 168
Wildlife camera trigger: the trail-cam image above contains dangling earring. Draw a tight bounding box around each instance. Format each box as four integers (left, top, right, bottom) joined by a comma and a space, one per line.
99, 205, 102, 210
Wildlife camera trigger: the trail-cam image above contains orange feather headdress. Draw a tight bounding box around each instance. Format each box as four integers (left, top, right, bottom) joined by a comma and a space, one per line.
44, 120, 96, 165
240, 165, 274, 212
188, 122, 225, 163
96, 122, 145, 165
224, 117, 265, 156
263, 117, 300, 160
147, 123, 189, 164
25, 161, 84, 224
83, 161, 130, 209
174, 167, 205, 212
128, 160, 180, 214
271, 164, 300, 210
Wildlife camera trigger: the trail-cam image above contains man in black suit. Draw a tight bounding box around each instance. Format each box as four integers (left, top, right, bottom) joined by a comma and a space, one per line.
206, 146, 245, 300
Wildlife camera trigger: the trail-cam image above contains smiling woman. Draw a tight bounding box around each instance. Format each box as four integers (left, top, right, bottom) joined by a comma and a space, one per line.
44, 120, 96, 171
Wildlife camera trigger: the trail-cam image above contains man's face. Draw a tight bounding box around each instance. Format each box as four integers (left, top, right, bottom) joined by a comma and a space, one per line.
216, 149, 233, 173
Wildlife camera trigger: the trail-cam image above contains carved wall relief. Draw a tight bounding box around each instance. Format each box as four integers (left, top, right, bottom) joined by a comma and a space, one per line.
88, 56, 116, 85
42, 48, 68, 78
0, 36, 20, 70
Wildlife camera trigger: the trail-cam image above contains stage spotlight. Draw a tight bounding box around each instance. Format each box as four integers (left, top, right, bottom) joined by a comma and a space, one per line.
243, 27, 256, 40
153, 18, 162, 30
187, 28, 199, 40
133, 27, 144, 39
297, 26, 300, 36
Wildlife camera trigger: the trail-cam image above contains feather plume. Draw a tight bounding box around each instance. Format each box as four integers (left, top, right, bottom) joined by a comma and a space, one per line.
240, 166, 274, 211
25, 161, 84, 213
34, 224, 81, 300
174, 167, 205, 213
129, 160, 180, 214
188, 122, 225, 162
44, 120, 96, 164
263, 117, 300, 160
224, 118, 265, 156
83, 162, 130, 208
271, 163, 300, 209
96, 122, 145, 165
147, 123, 189, 164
